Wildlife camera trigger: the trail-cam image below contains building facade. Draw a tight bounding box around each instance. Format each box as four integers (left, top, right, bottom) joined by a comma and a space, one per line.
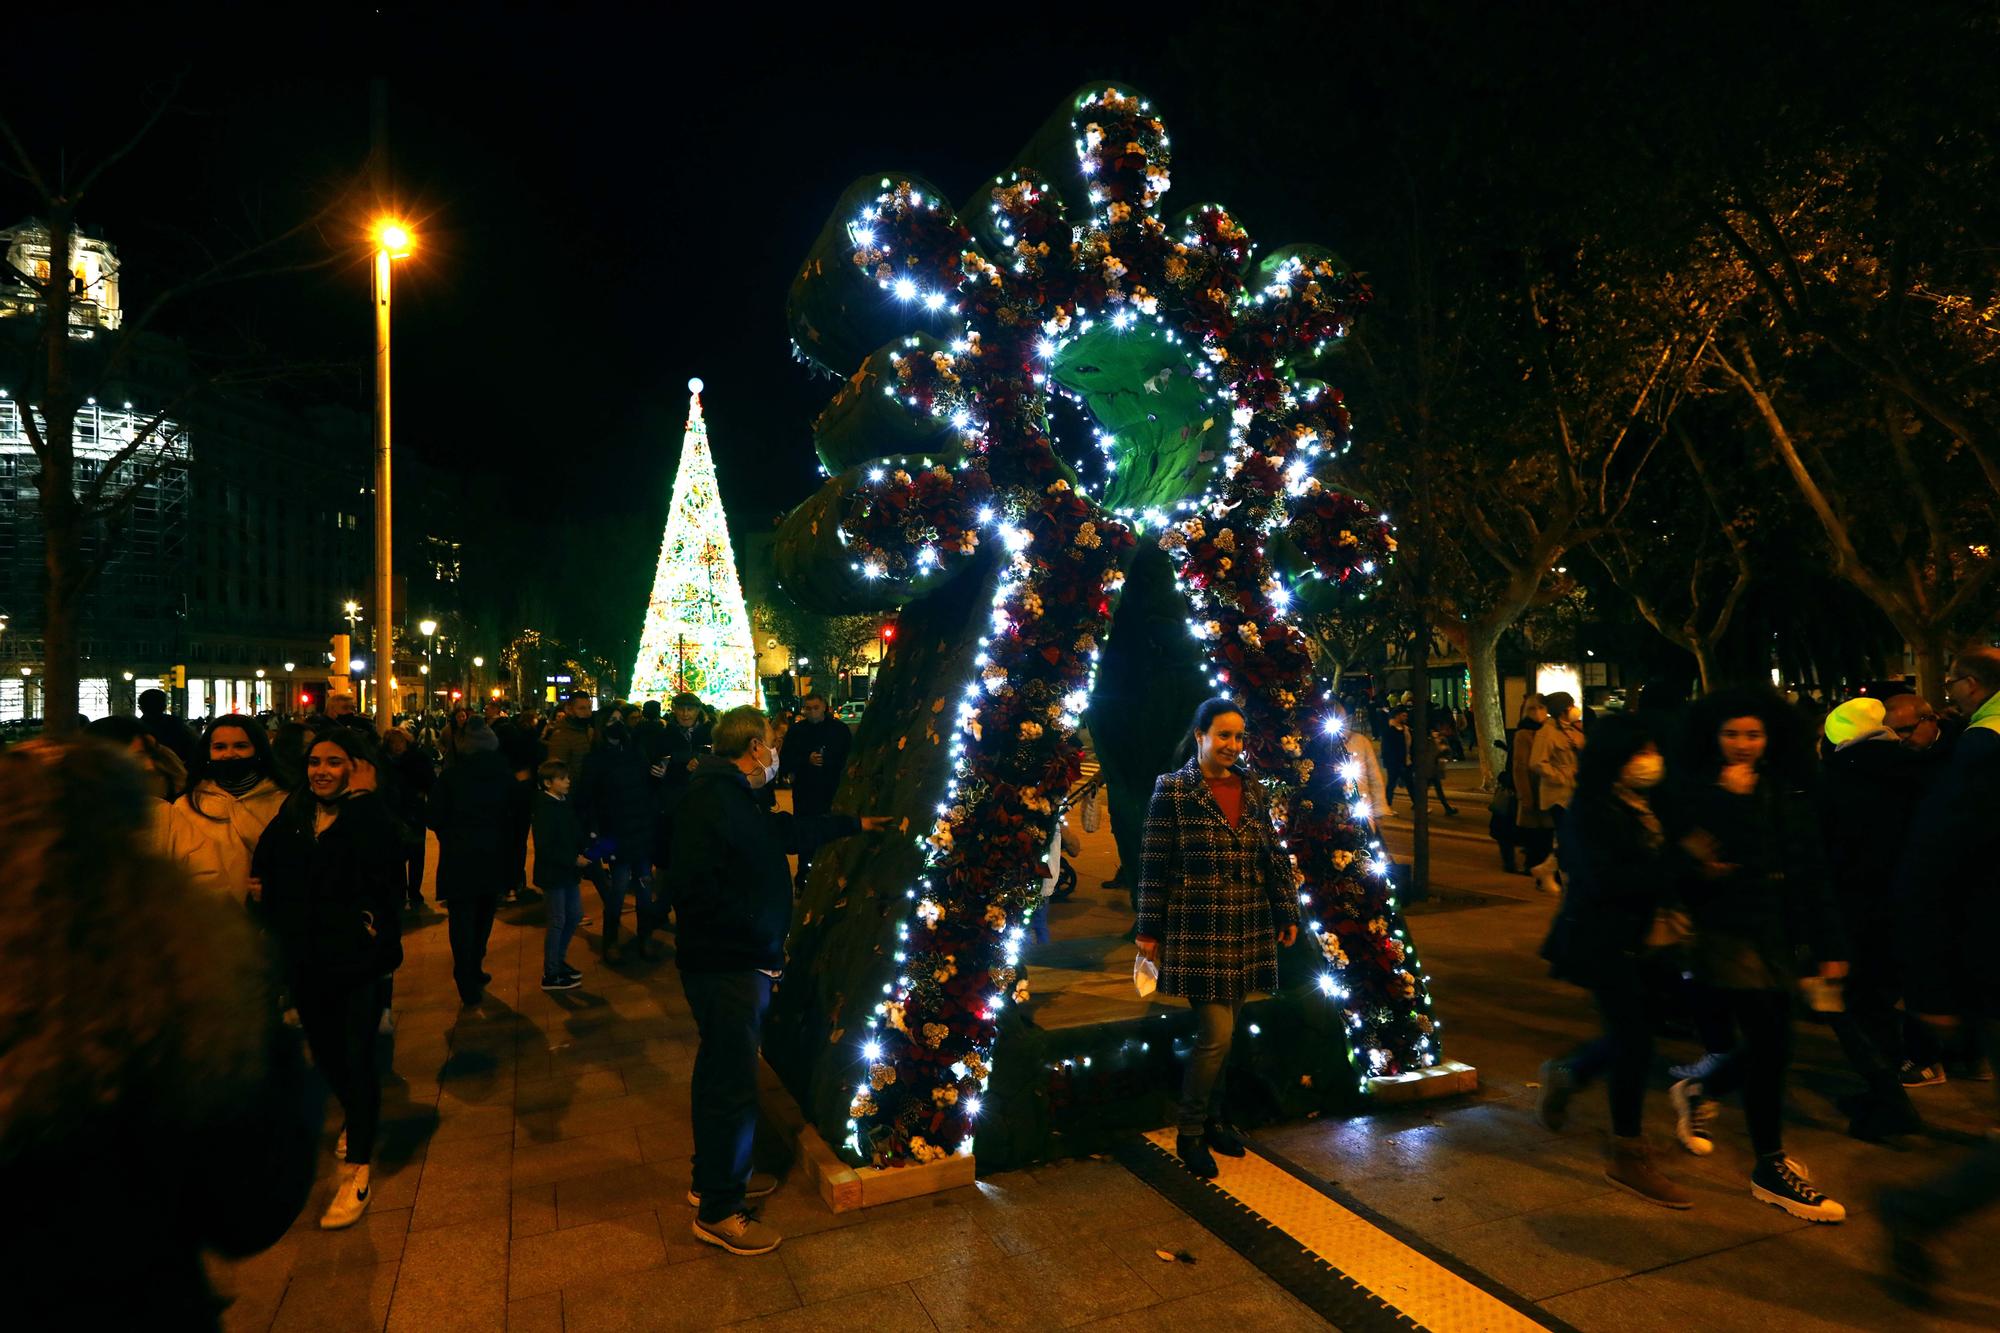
0, 218, 469, 724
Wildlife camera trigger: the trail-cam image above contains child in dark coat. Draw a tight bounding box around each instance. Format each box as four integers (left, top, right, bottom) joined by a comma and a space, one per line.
533, 759, 589, 990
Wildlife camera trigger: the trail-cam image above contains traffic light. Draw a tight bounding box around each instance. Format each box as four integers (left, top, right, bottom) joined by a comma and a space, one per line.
295, 681, 329, 714
880, 622, 896, 643
171, 664, 186, 688
329, 634, 351, 678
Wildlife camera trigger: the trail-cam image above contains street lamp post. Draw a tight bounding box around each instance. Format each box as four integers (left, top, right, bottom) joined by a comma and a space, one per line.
371, 218, 413, 730
419, 618, 437, 711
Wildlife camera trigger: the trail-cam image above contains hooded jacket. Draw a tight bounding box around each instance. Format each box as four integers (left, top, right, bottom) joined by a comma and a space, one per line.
666, 755, 858, 973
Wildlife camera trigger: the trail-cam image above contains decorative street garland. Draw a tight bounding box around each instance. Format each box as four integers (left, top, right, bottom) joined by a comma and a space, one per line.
818, 87, 1441, 1165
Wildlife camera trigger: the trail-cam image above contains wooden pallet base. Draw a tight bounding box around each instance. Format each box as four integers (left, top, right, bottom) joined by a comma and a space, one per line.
794, 1120, 977, 1213
1366, 1059, 1478, 1104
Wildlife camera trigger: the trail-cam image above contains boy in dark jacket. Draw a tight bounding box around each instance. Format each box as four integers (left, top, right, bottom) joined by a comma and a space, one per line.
667, 705, 885, 1256
533, 759, 588, 990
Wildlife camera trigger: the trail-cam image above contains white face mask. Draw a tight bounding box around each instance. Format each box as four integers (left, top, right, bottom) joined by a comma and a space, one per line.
1622, 754, 1666, 789
745, 742, 779, 789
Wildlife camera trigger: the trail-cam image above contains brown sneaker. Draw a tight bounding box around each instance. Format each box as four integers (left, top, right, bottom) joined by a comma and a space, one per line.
1606, 1135, 1692, 1209
692, 1210, 782, 1255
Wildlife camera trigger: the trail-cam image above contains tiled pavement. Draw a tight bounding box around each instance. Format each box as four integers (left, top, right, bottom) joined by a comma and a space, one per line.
208, 832, 1329, 1332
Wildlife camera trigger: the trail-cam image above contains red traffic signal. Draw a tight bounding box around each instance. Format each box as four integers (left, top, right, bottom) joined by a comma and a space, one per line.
880, 623, 897, 642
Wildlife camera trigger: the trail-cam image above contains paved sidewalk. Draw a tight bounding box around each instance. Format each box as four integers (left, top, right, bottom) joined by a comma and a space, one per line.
208, 833, 1328, 1332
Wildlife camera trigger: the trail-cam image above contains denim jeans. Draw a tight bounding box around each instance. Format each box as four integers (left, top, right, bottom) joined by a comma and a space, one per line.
543, 882, 582, 978
682, 969, 774, 1222
1178, 999, 1242, 1133
599, 859, 656, 940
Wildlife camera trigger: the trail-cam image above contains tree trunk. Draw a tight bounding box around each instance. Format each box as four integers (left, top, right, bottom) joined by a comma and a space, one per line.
1409, 620, 1431, 901
1690, 639, 1719, 695
37, 208, 81, 737
1909, 634, 1945, 705
1464, 622, 1507, 790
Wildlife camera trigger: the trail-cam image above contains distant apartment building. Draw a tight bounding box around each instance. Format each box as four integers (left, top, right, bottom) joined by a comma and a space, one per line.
0, 219, 468, 722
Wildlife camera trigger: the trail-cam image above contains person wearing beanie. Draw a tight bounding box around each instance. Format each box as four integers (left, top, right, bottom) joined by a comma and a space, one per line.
427, 717, 525, 1005
1818, 692, 1947, 1135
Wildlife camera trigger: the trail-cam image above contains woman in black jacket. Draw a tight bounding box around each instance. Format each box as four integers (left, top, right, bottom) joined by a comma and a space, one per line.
1534, 716, 1688, 1207
1668, 688, 1848, 1223
251, 729, 405, 1231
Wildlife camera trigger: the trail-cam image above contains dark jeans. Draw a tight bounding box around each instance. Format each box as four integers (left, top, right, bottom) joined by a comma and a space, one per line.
543, 882, 582, 978
506, 784, 532, 891
1697, 987, 1791, 1157
683, 969, 774, 1222
446, 893, 498, 1002
296, 975, 381, 1165
404, 838, 427, 905
1178, 999, 1242, 1133
1830, 938, 1928, 1094
1517, 827, 1555, 867
1569, 967, 1660, 1137
597, 859, 656, 943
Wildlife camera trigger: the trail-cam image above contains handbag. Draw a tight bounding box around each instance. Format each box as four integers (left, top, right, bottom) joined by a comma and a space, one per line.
1081, 782, 1101, 833
1644, 904, 1693, 952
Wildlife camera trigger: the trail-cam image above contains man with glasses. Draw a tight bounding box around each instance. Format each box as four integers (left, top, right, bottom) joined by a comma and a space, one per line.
1884, 693, 1942, 752
1882, 647, 2000, 1303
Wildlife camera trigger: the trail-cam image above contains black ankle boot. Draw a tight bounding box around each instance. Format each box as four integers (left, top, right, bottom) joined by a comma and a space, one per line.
1204, 1118, 1247, 1157
1500, 846, 1520, 874
1176, 1133, 1219, 1179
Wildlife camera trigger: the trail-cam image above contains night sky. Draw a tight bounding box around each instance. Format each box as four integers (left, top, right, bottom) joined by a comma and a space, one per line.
8, 6, 1890, 656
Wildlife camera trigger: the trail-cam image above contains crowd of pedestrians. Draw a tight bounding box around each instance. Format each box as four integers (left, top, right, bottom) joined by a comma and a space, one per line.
1521, 646, 2000, 1303
5, 646, 1996, 1312
0, 678, 881, 1307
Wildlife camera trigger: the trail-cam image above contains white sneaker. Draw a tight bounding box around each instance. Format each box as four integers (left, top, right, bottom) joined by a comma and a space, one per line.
319, 1164, 372, 1230
1670, 1079, 1716, 1156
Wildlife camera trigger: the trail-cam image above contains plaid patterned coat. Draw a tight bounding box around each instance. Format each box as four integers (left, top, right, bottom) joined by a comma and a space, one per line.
1135, 760, 1300, 1003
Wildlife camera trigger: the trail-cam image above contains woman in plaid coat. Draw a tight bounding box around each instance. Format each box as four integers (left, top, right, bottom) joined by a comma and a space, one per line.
1136, 699, 1301, 1178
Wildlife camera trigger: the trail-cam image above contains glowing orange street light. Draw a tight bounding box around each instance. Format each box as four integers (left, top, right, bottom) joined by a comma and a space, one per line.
369, 217, 415, 730
373, 219, 414, 258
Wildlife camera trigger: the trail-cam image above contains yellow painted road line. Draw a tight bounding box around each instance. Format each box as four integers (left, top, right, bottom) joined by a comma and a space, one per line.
1142, 1127, 1553, 1332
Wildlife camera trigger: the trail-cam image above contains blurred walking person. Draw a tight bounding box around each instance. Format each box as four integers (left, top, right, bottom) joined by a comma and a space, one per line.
251, 729, 405, 1229
1534, 716, 1689, 1207
1816, 695, 1942, 1140
1880, 647, 2000, 1303
1667, 689, 1847, 1223
0, 741, 319, 1327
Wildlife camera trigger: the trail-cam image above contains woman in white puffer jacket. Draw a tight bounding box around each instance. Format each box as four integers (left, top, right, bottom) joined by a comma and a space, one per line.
176, 715, 288, 902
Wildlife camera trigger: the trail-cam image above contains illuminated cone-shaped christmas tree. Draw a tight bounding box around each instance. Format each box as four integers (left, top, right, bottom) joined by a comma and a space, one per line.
630, 378, 760, 706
